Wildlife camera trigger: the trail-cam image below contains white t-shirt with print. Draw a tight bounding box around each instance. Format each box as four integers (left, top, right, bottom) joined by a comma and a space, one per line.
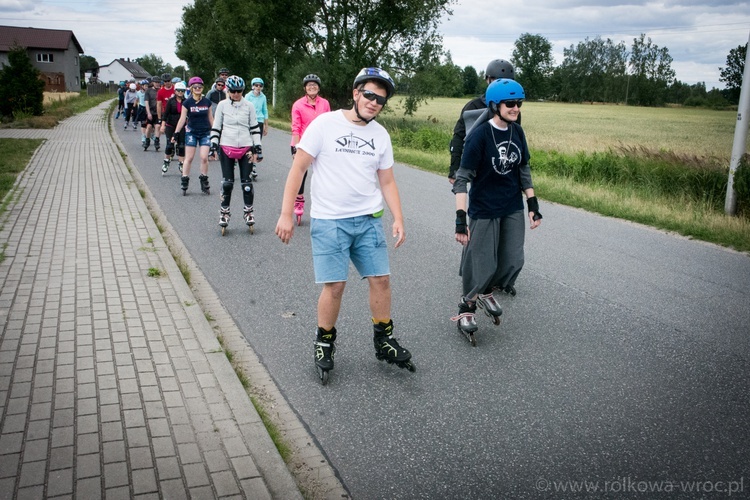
297, 110, 394, 219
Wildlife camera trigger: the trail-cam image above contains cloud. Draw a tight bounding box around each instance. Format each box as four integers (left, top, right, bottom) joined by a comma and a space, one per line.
438, 0, 750, 88
0, 0, 34, 12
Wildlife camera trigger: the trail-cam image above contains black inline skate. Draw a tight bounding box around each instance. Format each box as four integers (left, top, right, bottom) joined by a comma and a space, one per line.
153, 137, 160, 152
373, 320, 415, 372
143, 136, 150, 151
451, 297, 478, 346
314, 327, 337, 385
161, 158, 170, 175
476, 291, 502, 325
178, 161, 184, 173
180, 175, 189, 196
199, 174, 210, 194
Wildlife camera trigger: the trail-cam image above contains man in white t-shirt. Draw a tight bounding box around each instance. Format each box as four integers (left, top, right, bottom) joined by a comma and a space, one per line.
276, 68, 415, 382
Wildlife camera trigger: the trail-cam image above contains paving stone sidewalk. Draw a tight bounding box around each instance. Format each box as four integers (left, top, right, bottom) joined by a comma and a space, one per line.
0, 103, 303, 499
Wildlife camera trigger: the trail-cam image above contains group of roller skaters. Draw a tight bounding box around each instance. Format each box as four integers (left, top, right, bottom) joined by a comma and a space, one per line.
118, 60, 542, 384
118, 68, 266, 234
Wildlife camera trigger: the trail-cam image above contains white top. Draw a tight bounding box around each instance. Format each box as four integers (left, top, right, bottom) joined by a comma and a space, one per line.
297, 110, 394, 219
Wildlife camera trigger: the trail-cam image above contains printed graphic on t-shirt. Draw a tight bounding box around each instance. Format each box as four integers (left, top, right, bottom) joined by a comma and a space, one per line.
492, 139, 521, 176
334, 132, 376, 157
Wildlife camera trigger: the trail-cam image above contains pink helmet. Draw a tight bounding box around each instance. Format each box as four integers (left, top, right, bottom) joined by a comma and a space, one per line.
188, 76, 204, 87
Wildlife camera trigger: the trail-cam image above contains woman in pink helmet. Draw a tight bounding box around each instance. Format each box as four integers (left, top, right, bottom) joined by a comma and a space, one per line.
173, 76, 213, 195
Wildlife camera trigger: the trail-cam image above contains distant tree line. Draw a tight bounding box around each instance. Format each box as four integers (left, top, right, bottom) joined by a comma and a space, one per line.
425, 33, 742, 109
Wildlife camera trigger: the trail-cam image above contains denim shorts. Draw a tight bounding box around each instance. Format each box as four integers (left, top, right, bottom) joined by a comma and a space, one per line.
311, 216, 390, 283
185, 131, 211, 148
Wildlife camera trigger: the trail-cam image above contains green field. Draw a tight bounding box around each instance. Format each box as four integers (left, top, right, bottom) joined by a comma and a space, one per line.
386, 97, 738, 160
271, 97, 749, 251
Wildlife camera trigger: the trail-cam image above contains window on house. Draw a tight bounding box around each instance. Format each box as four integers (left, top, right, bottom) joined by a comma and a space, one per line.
36, 53, 54, 63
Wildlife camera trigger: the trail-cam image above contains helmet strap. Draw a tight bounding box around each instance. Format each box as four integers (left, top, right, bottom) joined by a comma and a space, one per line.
352, 95, 375, 124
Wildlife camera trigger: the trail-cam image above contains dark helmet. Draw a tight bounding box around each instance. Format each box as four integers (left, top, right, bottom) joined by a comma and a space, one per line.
353, 67, 395, 99
485, 59, 515, 80
218, 67, 229, 74
161, 73, 171, 82
303, 74, 322, 87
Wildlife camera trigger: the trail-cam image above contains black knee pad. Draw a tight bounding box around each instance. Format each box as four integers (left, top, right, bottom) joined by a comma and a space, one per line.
165, 141, 174, 156
176, 143, 185, 157
221, 179, 234, 194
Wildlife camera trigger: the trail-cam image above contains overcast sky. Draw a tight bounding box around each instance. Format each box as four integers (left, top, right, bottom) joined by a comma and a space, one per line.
2, 0, 748, 90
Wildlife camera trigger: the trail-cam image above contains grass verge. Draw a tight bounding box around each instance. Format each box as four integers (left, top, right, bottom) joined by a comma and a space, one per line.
216, 333, 293, 463
1, 91, 114, 129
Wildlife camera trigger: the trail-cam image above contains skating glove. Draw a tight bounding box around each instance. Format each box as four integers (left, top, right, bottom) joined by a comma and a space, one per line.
455, 210, 467, 234
527, 196, 543, 221
252, 145, 263, 161
209, 141, 219, 155
290, 145, 297, 156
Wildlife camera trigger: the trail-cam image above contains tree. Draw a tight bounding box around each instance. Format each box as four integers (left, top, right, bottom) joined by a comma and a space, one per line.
556, 37, 627, 103
176, 0, 456, 111
628, 34, 675, 106
719, 44, 746, 104
135, 54, 172, 77
461, 65, 479, 96
79, 55, 99, 83
401, 48, 462, 105
0, 44, 45, 118
511, 33, 554, 100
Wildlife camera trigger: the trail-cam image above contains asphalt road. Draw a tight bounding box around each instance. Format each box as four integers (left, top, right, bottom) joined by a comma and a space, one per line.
115, 115, 750, 499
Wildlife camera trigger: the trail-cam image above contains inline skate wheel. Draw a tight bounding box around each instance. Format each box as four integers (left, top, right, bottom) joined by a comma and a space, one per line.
296, 215, 302, 226
399, 360, 416, 372
492, 315, 501, 326
249, 225, 255, 234
316, 366, 329, 385
458, 325, 477, 347
221, 226, 226, 236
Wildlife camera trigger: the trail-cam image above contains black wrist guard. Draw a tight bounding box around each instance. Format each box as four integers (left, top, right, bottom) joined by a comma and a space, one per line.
455, 209, 467, 234
527, 196, 543, 221
253, 145, 263, 160
291, 145, 297, 156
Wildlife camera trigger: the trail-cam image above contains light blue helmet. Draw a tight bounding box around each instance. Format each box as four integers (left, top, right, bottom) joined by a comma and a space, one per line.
251, 77, 264, 87
485, 78, 525, 111
172, 77, 181, 83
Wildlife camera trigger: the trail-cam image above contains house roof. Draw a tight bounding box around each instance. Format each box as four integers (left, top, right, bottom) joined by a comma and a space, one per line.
0, 25, 84, 53
100, 58, 151, 79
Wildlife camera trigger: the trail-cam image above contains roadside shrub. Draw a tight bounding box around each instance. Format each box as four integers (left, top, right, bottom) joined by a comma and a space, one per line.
532, 148, 730, 211
733, 155, 750, 215
0, 44, 45, 118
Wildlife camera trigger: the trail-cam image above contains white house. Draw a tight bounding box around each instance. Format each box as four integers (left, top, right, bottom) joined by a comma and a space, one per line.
92, 58, 150, 84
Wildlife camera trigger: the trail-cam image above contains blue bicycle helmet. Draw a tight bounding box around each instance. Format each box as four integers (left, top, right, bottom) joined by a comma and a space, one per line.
353, 67, 396, 99
486, 78, 524, 109
225, 75, 245, 92
251, 77, 264, 86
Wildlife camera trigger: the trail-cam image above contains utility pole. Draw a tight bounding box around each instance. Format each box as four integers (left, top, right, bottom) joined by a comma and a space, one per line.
725, 31, 750, 216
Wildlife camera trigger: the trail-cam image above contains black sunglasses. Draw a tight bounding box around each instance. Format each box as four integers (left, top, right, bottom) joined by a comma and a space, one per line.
360, 89, 387, 106
228, 89, 243, 94
502, 100, 523, 108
